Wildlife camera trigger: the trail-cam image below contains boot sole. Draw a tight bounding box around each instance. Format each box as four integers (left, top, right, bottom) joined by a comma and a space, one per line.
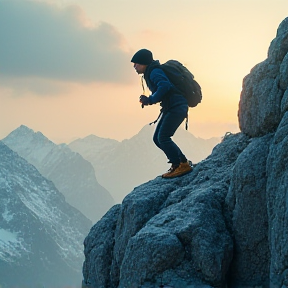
162, 168, 193, 179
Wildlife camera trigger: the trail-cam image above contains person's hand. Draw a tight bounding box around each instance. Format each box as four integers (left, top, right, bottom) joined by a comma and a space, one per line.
139, 95, 149, 107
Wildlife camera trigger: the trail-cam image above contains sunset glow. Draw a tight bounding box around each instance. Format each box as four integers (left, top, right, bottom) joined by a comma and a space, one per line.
0, 0, 287, 142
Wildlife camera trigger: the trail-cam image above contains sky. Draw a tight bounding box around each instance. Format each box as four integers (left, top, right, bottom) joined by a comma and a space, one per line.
0, 0, 287, 143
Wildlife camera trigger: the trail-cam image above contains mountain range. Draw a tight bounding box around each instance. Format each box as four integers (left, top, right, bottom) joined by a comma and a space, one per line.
0, 141, 91, 288
2, 125, 114, 222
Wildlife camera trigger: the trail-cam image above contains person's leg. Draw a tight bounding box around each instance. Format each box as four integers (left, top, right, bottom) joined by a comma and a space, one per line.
153, 115, 163, 150
156, 111, 187, 165
153, 110, 192, 178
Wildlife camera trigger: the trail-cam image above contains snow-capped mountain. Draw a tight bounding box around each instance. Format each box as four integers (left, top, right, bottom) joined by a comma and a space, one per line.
0, 141, 91, 288
2, 125, 114, 222
69, 125, 220, 202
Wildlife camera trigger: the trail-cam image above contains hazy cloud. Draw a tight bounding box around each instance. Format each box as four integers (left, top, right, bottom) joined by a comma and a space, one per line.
0, 76, 71, 97
0, 0, 134, 84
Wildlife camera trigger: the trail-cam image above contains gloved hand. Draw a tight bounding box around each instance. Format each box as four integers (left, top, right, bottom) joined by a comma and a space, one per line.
139, 95, 150, 107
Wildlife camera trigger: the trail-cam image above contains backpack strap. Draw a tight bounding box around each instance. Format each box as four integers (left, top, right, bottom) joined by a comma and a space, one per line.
140, 75, 146, 109
141, 75, 146, 95
149, 111, 162, 126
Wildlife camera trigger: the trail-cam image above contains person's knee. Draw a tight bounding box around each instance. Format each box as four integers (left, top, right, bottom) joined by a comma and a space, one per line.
153, 133, 160, 147
158, 134, 171, 145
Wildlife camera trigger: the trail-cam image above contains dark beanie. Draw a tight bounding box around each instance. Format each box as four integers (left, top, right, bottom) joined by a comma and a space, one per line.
131, 49, 153, 65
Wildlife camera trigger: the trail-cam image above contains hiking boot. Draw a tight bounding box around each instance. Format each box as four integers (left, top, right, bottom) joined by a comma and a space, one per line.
162, 161, 193, 179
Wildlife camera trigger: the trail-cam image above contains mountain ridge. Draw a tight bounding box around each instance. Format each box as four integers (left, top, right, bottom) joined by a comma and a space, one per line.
2, 125, 114, 222
0, 141, 91, 288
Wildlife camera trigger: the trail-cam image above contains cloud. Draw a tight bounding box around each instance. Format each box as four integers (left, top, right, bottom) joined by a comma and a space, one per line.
0, 76, 70, 97
0, 0, 134, 85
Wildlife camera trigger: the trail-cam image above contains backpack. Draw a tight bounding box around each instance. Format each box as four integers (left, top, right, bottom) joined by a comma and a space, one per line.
160, 60, 202, 107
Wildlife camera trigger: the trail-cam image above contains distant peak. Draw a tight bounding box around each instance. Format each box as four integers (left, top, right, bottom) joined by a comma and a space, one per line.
85, 134, 119, 142
86, 134, 103, 140
18, 125, 34, 133
70, 134, 120, 145
3, 125, 51, 145
5, 125, 35, 138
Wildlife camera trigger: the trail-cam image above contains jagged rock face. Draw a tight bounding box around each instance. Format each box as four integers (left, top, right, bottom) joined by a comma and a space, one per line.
83, 133, 250, 288
266, 112, 288, 287
226, 135, 272, 286
83, 17, 288, 288
0, 141, 91, 288
238, 18, 288, 137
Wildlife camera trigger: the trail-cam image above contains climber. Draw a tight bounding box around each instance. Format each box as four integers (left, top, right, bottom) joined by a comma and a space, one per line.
131, 48, 193, 178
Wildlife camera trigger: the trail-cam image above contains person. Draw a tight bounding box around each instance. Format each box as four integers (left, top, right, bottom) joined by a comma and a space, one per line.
131, 48, 193, 178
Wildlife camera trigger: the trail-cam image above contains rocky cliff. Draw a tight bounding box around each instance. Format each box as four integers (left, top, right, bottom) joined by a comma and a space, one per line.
82, 18, 288, 288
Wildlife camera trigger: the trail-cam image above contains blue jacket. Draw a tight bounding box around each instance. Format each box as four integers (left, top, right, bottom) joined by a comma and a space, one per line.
144, 60, 188, 114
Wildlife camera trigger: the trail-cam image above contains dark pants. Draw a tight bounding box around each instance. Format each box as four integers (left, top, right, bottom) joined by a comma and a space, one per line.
153, 110, 187, 165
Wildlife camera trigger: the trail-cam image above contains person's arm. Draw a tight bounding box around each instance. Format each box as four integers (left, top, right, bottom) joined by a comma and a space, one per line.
148, 68, 173, 104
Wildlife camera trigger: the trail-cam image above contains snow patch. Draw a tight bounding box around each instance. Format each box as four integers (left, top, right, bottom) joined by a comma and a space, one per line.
0, 229, 30, 262
0, 229, 22, 262
2, 206, 14, 222
0, 229, 18, 243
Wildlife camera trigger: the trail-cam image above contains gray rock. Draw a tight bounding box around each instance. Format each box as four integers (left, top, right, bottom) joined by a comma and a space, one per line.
226, 135, 272, 287
239, 17, 288, 137
83, 205, 121, 288
83, 133, 249, 288
280, 88, 288, 114
266, 112, 288, 288
268, 17, 288, 64
238, 62, 283, 137
279, 53, 288, 91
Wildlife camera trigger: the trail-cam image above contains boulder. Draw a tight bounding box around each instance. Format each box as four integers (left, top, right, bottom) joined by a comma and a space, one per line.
238, 18, 288, 137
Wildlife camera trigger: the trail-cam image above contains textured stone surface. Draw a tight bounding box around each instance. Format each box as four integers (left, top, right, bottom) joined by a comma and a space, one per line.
238, 17, 288, 137
266, 112, 288, 288
83, 133, 250, 288
226, 135, 272, 287
83, 205, 121, 288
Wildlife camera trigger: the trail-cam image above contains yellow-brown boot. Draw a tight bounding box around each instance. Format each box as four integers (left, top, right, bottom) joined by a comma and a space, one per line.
162, 161, 192, 179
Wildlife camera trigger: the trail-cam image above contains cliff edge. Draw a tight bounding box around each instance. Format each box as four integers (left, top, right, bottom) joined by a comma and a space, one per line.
82, 17, 288, 288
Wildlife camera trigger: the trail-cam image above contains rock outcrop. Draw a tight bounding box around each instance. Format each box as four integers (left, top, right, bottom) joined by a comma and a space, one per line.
83, 18, 288, 288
